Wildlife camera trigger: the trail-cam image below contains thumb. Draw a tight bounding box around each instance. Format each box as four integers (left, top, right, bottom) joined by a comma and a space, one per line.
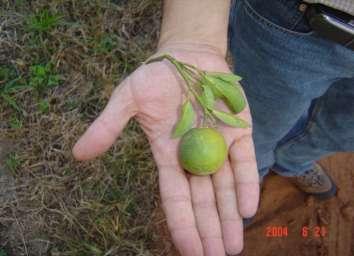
73, 77, 138, 160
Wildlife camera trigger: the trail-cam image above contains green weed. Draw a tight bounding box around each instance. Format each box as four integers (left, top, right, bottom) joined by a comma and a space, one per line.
0, 66, 27, 113
95, 34, 119, 54
0, 67, 15, 82
5, 153, 21, 174
29, 63, 60, 92
0, 64, 60, 113
38, 99, 50, 113
26, 9, 61, 33
9, 115, 23, 129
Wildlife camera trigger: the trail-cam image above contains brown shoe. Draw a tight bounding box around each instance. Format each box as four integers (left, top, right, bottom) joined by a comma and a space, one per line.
289, 163, 337, 200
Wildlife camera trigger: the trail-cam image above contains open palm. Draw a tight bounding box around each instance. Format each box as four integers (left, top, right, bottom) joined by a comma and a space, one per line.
73, 45, 260, 256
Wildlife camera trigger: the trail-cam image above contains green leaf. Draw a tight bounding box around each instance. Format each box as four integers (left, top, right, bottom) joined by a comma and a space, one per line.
211, 109, 249, 128
203, 74, 246, 113
209, 85, 223, 99
214, 81, 246, 114
200, 84, 215, 109
206, 72, 242, 84
172, 100, 195, 138
202, 77, 223, 99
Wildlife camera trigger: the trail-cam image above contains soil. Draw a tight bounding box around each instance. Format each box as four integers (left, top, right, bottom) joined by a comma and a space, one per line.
156, 152, 354, 256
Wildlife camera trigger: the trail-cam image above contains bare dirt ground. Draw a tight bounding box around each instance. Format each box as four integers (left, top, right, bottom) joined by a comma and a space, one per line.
241, 153, 354, 256
155, 153, 354, 256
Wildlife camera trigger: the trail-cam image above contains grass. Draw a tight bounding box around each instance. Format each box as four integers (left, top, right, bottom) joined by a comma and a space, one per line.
4, 152, 22, 174
26, 9, 62, 33
28, 63, 61, 92
0, 0, 169, 255
0, 62, 60, 115
9, 115, 23, 129
0, 65, 26, 113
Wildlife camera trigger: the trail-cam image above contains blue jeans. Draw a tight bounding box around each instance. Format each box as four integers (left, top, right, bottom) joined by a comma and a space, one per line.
228, 0, 354, 179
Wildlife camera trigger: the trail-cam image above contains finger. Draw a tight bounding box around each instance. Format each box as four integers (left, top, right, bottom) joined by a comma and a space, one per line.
72, 78, 138, 160
153, 139, 203, 256
212, 161, 243, 255
159, 165, 203, 256
229, 134, 260, 218
190, 175, 225, 256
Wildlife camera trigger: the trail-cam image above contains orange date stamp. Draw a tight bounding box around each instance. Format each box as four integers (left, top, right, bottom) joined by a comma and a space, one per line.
301, 226, 327, 237
265, 226, 328, 238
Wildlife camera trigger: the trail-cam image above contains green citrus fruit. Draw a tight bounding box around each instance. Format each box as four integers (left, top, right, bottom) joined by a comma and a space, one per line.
178, 128, 227, 175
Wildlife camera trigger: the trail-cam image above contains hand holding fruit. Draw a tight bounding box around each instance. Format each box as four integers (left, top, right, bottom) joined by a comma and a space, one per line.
72, 44, 260, 256
146, 54, 249, 176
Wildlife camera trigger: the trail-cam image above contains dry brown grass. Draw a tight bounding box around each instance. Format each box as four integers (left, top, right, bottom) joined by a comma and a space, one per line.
0, 0, 176, 255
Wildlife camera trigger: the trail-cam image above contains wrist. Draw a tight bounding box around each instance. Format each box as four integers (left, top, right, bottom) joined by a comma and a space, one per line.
158, 38, 227, 58
157, 41, 226, 58
158, 0, 230, 58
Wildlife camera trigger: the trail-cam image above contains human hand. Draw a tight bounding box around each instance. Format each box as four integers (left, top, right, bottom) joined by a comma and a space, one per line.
72, 43, 260, 256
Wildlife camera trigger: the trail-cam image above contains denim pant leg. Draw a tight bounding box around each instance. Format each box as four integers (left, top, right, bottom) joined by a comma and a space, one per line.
274, 77, 354, 176
228, 0, 354, 179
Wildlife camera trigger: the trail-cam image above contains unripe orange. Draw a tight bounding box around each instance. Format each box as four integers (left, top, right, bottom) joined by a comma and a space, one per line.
178, 128, 227, 175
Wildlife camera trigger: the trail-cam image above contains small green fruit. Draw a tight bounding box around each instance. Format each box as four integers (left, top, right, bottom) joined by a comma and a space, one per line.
178, 128, 227, 175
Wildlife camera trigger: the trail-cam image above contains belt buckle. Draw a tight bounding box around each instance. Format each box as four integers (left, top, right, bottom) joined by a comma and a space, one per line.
302, 3, 354, 50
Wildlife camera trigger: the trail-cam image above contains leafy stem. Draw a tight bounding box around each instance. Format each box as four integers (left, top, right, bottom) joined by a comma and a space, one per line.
147, 54, 215, 123
146, 53, 249, 137
173, 62, 214, 119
